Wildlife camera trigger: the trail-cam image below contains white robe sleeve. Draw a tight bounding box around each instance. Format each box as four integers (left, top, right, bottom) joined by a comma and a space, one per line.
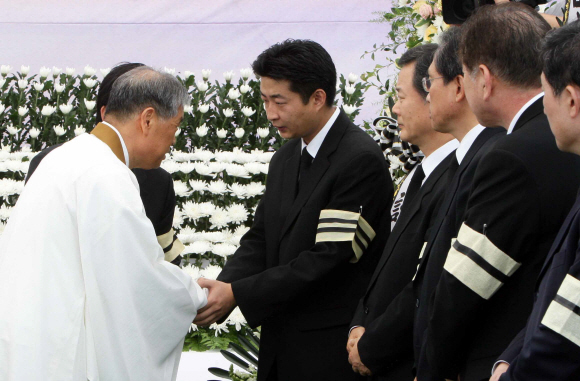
75, 167, 206, 381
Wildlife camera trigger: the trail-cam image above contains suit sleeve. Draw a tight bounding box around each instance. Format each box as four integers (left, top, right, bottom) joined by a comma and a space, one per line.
357, 282, 415, 375
497, 327, 526, 367
421, 149, 541, 379
228, 151, 391, 328
500, 250, 580, 380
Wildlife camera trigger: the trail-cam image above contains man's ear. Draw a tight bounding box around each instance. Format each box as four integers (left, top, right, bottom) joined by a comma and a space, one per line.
565, 85, 580, 119
139, 107, 156, 136
100, 106, 106, 121
311, 89, 328, 111
480, 64, 494, 101
456, 75, 465, 103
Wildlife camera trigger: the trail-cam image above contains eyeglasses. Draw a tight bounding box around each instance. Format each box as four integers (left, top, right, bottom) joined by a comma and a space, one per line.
422, 76, 444, 92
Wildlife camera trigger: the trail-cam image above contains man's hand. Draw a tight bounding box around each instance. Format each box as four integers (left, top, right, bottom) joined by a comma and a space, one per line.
347, 328, 372, 376
490, 362, 509, 381
193, 278, 236, 326
347, 327, 365, 353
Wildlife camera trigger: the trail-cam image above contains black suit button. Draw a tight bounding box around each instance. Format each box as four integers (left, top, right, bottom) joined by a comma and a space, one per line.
416, 299, 420, 308
364, 307, 369, 314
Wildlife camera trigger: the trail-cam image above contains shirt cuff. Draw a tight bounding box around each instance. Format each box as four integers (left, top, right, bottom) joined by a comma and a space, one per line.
492, 360, 509, 376
349, 325, 362, 337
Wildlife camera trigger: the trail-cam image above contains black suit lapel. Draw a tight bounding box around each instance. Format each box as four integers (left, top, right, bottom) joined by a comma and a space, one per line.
366, 151, 455, 293
512, 96, 544, 133
278, 143, 301, 235
278, 110, 349, 242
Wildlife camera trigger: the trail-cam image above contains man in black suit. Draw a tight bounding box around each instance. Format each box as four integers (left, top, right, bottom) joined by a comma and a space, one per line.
194, 39, 393, 381
416, 5, 580, 380
25, 63, 183, 265
346, 43, 458, 380
491, 20, 580, 381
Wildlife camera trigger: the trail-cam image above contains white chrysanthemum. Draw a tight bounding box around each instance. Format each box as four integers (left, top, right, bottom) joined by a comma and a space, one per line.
244, 162, 263, 175
189, 179, 207, 193
201, 264, 222, 280
182, 201, 205, 220
226, 234, 243, 246
246, 182, 265, 197
194, 162, 213, 177
189, 323, 199, 333
234, 225, 250, 237
0, 179, 24, 197
343, 104, 356, 115
215, 151, 234, 163
232, 147, 252, 164
212, 243, 238, 258
173, 207, 185, 229
227, 203, 248, 223
207, 180, 228, 195
260, 152, 275, 163
225, 163, 250, 178
193, 148, 214, 162
226, 307, 247, 331
183, 240, 213, 255
0, 204, 12, 220
177, 226, 196, 244
229, 183, 247, 199
210, 321, 229, 336
173, 180, 191, 197
178, 162, 196, 174
199, 202, 216, 216
171, 150, 190, 162
210, 207, 231, 229
433, 15, 445, 29
208, 161, 226, 174
182, 264, 202, 281
387, 155, 403, 168
160, 160, 181, 174
201, 231, 228, 243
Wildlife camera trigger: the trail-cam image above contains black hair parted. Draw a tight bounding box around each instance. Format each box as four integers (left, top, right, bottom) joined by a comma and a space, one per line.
398, 43, 439, 99
434, 26, 463, 84
96, 62, 145, 123
542, 20, 580, 96
252, 39, 337, 107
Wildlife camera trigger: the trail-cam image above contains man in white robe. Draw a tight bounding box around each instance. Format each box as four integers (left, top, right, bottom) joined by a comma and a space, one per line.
0, 66, 207, 381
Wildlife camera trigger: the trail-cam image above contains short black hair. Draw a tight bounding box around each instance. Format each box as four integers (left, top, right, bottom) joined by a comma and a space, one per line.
96, 62, 144, 123
542, 20, 580, 96
252, 39, 337, 107
398, 43, 439, 99
434, 26, 463, 84
460, 3, 550, 89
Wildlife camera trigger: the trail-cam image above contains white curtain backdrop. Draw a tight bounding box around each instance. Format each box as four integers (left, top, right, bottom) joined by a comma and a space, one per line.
0, 0, 392, 122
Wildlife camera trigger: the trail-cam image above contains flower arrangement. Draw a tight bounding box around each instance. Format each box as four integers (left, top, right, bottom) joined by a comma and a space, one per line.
0, 65, 367, 351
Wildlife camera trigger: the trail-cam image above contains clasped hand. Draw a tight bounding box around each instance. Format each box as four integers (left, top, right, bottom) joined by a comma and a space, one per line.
193, 278, 236, 327
347, 327, 373, 376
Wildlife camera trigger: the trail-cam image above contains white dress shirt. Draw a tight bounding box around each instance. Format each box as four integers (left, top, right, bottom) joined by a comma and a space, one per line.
456, 124, 485, 165
506, 92, 544, 135
301, 106, 340, 159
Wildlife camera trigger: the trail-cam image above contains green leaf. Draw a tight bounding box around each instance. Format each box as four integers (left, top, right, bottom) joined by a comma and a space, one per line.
220, 349, 249, 369
208, 367, 232, 379
229, 342, 259, 367
238, 335, 259, 356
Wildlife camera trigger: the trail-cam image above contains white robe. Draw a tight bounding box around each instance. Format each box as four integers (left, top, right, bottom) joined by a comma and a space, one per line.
0, 134, 207, 381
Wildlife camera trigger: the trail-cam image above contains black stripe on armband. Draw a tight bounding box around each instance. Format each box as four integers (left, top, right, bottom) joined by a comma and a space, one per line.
163, 239, 175, 253
453, 240, 510, 284
554, 294, 580, 316
317, 227, 357, 234
318, 218, 358, 225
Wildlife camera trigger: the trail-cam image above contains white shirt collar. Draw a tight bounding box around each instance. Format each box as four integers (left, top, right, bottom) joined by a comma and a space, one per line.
102, 121, 130, 167
421, 138, 459, 185
456, 124, 485, 165
506, 92, 544, 135
301, 107, 340, 158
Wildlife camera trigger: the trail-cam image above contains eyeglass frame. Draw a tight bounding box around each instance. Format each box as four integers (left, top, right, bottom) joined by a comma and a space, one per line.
422, 76, 444, 93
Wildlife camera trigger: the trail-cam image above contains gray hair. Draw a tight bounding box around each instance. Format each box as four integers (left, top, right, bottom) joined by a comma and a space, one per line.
105, 66, 189, 120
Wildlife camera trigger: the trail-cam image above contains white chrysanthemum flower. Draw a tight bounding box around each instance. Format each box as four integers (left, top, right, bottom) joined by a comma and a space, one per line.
201, 264, 222, 280
0, 204, 12, 220
6, 126, 18, 135
210, 321, 229, 336
433, 15, 445, 29
207, 180, 228, 195
217, 128, 227, 138
241, 106, 255, 117
171, 150, 190, 162
194, 162, 213, 177
189, 323, 199, 333
53, 125, 66, 136
29, 128, 41, 139
178, 162, 196, 174
182, 264, 202, 281
39, 66, 51, 78
199, 202, 216, 216
20, 65, 30, 75
100, 68, 111, 76
74, 126, 86, 136
196, 123, 209, 136
189, 179, 207, 193
34, 82, 44, 92
182, 201, 204, 220
227, 203, 248, 223
202, 231, 228, 243
59, 103, 73, 115
257, 128, 270, 138
172, 207, 185, 229
0, 65, 11, 75
240, 84, 251, 94
387, 154, 403, 168
183, 240, 212, 255
0, 179, 25, 197
343, 104, 356, 115
41, 105, 56, 116
198, 104, 210, 114
215, 151, 234, 163
244, 162, 263, 175
246, 182, 265, 197
210, 207, 231, 229
0, 103, 5, 114
235, 128, 245, 138
194, 148, 214, 162
163, 67, 176, 76
183, 105, 193, 113
84, 65, 96, 77
17, 79, 27, 89
196, 80, 209, 92
52, 66, 62, 76
240, 67, 253, 79
228, 88, 241, 100
208, 161, 225, 175
54, 82, 65, 93
173, 180, 191, 197
225, 163, 250, 178
183, 70, 194, 78
160, 160, 181, 174
226, 234, 243, 246
226, 307, 247, 331
201, 69, 211, 79
65, 67, 76, 76
177, 226, 196, 244
348, 73, 358, 83
212, 243, 238, 258
345, 85, 356, 95
229, 183, 247, 199
223, 70, 235, 82
84, 99, 96, 111
260, 151, 275, 163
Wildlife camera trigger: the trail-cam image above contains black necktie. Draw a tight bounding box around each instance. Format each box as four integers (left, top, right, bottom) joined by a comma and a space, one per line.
401, 165, 425, 213
298, 147, 313, 192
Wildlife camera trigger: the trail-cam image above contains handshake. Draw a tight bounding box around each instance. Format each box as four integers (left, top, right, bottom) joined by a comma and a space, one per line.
194, 278, 237, 326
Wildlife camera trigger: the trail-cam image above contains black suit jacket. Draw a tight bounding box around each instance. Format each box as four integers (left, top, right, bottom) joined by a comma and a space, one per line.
349, 149, 457, 379
498, 194, 580, 380
25, 142, 182, 264
411, 127, 505, 378
418, 98, 580, 381
218, 110, 393, 381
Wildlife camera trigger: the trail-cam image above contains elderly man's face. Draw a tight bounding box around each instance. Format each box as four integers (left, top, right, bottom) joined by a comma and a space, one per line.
146, 106, 182, 168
